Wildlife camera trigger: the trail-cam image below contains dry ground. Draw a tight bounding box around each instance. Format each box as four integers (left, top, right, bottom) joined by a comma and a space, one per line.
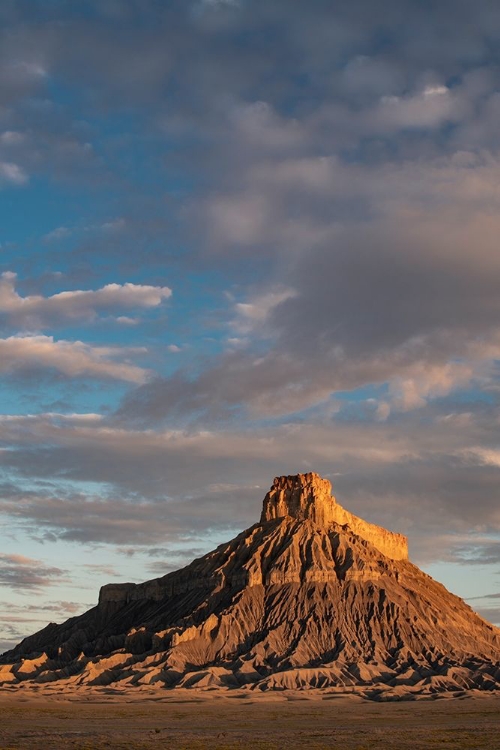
0, 689, 499, 749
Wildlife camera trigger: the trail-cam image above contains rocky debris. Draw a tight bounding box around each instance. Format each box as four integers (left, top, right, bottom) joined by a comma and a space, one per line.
1, 472, 499, 697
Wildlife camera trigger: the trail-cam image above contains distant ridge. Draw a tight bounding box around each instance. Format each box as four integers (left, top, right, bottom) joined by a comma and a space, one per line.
1, 472, 499, 698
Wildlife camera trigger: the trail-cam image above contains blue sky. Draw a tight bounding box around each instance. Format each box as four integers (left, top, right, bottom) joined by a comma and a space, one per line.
1, 0, 500, 651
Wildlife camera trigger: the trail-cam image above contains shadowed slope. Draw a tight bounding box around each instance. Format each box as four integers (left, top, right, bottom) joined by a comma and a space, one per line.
1, 473, 499, 697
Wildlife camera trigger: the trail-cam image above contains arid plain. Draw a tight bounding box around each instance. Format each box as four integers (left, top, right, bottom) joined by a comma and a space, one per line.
1, 689, 500, 749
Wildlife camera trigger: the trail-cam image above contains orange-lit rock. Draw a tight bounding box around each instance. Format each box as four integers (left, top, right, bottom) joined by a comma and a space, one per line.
261, 472, 408, 561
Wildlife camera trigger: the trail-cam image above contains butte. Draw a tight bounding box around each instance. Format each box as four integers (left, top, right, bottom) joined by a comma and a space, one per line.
1, 472, 499, 698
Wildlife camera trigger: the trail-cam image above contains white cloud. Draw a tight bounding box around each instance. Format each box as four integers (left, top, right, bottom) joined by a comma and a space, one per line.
0, 335, 149, 383
0, 273, 172, 329
0, 162, 28, 186
388, 362, 478, 411
232, 286, 297, 335
376, 84, 457, 129
115, 316, 139, 325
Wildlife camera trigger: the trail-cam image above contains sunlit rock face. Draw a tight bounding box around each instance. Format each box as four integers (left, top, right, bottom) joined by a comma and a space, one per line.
261, 473, 408, 561
1, 473, 499, 697
260, 472, 337, 525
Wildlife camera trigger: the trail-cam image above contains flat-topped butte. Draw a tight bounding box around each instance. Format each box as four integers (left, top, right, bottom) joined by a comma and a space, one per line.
2, 471, 498, 697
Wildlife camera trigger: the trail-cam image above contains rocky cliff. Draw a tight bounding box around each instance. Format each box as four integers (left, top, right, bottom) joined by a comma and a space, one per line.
261, 473, 408, 561
1, 473, 499, 698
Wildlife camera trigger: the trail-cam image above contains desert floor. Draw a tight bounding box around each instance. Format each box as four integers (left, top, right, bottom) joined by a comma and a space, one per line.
0, 689, 499, 749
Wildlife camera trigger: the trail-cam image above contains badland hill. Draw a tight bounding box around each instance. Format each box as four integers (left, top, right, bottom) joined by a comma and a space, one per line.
1, 473, 499, 698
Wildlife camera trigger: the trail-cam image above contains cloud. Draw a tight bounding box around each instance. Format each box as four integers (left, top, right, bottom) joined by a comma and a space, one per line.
0, 273, 172, 330
0, 161, 28, 186
468, 592, 500, 602
230, 286, 297, 336
371, 83, 463, 131
155, 149, 499, 421
229, 101, 305, 152
42, 226, 71, 243
450, 541, 500, 566
0, 600, 87, 617
118, 340, 496, 423
0, 35, 50, 107
473, 606, 500, 626
41, 218, 127, 244
0, 486, 256, 547
7, 0, 497, 113
0, 335, 149, 383
0, 131, 25, 146
1, 409, 500, 558
0, 553, 66, 590
32, 600, 86, 615
466, 448, 500, 469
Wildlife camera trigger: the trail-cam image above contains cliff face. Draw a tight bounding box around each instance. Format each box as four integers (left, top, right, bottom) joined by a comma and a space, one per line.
1, 473, 499, 698
261, 473, 408, 561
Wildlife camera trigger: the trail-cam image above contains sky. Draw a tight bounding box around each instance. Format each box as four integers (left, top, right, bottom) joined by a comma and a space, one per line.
1, 0, 500, 652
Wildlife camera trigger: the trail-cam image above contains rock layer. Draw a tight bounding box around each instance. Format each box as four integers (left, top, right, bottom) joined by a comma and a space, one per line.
1, 472, 499, 698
